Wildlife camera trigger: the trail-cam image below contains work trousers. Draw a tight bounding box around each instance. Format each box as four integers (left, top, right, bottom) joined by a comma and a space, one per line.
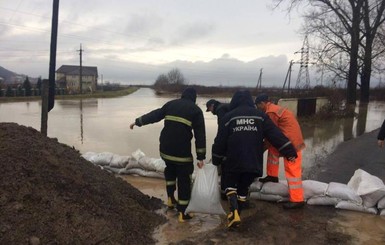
267, 147, 304, 202
164, 160, 194, 213
222, 171, 258, 198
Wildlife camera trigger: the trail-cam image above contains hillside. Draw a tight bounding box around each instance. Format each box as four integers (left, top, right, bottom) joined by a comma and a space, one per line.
0, 66, 17, 83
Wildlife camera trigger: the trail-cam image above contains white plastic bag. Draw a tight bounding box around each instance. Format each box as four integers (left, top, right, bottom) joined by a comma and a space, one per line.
185, 164, 225, 215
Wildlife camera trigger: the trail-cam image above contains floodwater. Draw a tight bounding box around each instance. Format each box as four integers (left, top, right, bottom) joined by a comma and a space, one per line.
1, 87, 385, 243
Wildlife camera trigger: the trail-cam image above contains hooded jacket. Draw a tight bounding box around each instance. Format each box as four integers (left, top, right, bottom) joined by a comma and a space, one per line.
135, 87, 206, 163
212, 90, 297, 175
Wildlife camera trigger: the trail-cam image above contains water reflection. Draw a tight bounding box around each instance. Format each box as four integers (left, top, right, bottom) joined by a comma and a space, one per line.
0, 88, 385, 176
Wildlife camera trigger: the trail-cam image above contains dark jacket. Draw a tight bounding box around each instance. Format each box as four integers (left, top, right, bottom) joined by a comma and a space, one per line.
212, 90, 297, 176
378, 119, 385, 140
135, 88, 206, 163
213, 102, 231, 125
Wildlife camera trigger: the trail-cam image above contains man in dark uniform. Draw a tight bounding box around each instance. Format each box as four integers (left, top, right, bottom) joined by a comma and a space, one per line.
206, 99, 231, 124
212, 90, 297, 228
206, 99, 231, 199
130, 87, 206, 222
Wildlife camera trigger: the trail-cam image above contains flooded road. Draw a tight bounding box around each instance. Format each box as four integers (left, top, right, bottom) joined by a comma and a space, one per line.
2, 88, 385, 244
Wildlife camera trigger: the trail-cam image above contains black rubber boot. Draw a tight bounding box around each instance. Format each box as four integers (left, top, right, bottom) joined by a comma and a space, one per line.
259, 175, 279, 183
227, 192, 241, 228
283, 201, 305, 209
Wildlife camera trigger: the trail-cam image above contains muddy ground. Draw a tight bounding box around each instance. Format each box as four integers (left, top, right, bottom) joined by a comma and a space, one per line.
1, 122, 385, 244
0, 123, 165, 244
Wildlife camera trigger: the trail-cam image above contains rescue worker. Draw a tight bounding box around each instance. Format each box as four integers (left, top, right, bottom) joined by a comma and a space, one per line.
206, 99, 231, 200
206, 99, 230, 124
212, 90, 297, 228
255, 94, 306, 209
378, 119, 385, 148
130, 87, 206, 222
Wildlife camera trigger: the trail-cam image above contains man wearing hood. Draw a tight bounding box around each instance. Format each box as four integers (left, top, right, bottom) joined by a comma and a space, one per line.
212, 90, 297, 228
130, 87, 206, 222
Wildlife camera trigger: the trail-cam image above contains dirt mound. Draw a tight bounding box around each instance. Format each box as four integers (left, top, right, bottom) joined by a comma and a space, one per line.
0, 123, 166, 244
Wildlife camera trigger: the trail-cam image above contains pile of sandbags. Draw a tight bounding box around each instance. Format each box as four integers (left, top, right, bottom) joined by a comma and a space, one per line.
250, 169, 385, 215
82, 149, 165, 179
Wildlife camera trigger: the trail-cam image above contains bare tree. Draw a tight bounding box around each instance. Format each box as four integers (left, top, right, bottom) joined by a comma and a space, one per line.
167, 68, 185, 85
274, 0, 373, 105
359, 0, 385, 102
154, 74, 169, 89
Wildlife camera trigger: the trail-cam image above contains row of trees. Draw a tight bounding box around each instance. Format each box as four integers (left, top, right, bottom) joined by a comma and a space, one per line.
275, 0, 385, 104
0, 77, 42, 97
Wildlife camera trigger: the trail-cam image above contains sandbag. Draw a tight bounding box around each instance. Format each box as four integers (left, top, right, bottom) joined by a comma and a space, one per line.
82, 151, 114, 166
249, 180, 263, 192
185, 164, 225, 215
249, 192, 289, 203
335, 200, 378, 215
109, 154, 131, 168
377, 196, 385, 209
260, 181, 289, 197
303, 180, 328, 200
325, 182, 362, 205
306, 195, 339, 206
138, 156, 166, 172
131, 149, 146, 161
347, 169, 385, 208
119, 168, 164, 179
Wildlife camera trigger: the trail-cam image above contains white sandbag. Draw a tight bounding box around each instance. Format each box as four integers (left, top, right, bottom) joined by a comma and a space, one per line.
100, 165, 121, 174
119, 168, 164, 179
260, 181, 289, 197
185, 164, 225, 215
335, 200, 378, 215
377, 196, 385, 209
125, 159, 141, 169
361, 191, 385, 208
109, 154, 131, 168
82, 151, 114, 166
303, 180, 328, 200
347, 169, 385, 195
380, 209, 385, 216
138, 156, 166, 172
325, 182, 362, 205
131, 149, 145, 161
347, 169, 385, 208
81, 151, 96, 161
249, 180, 263, 192
249, 192, 289, 203
306, 195, 339, 206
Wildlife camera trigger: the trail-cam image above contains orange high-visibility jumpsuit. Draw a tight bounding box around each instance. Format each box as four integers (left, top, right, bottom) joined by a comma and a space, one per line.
265, 102, 305, 202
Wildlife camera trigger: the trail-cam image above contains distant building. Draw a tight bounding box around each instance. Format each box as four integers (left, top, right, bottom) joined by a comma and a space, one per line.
56, 65, 98, 93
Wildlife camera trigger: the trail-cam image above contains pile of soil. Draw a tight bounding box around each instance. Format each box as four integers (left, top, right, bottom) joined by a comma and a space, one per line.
0, 123, 166, 244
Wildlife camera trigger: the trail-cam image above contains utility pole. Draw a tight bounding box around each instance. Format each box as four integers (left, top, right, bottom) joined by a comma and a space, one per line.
41, 0, 59, 136
77, 44, 83, 94
256, 68, 263, 90
282, 60, 294, 96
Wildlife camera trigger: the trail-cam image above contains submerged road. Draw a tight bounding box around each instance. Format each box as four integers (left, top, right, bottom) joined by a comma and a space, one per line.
314, 128, 385, 184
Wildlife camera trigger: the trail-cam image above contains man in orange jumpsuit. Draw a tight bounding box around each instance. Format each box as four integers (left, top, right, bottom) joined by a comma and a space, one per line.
255, 94, 305, 209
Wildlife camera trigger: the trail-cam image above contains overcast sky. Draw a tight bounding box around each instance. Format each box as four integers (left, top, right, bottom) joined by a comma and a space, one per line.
0, 0, 317, 87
